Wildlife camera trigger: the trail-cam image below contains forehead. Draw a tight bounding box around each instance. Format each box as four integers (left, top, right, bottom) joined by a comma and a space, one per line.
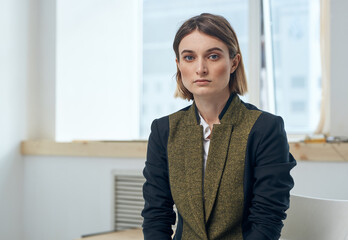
178, 30, 229, 53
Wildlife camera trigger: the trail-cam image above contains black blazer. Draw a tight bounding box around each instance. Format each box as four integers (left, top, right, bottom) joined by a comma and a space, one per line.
142, 94, 296, 240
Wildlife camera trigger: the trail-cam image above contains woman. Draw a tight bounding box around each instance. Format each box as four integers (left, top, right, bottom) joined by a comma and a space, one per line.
142, 13, 296, 240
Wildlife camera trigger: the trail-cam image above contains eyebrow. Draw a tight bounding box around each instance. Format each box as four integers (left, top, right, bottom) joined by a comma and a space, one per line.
206, 47, 224, 53
180, 49, 194, 55
180, 47, 224, 55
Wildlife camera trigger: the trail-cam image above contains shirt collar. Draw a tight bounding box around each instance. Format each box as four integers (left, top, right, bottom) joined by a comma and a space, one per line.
198, 112, 211, 140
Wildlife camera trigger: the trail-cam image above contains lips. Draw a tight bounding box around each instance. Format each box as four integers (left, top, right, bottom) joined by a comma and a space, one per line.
194, 79, 211, 83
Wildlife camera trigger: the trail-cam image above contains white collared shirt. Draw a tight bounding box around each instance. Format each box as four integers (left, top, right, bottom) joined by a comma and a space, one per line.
198, 113, 211, 172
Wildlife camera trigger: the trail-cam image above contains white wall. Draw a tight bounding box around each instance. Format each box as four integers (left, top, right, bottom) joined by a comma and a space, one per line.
330, 0, 348, 136
0, 0, 27, 239
23, 156, 144, 240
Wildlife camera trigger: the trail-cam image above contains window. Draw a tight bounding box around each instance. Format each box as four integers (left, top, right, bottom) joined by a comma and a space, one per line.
56, 0, 142, 141
261, 0, 321, 133
55, 0, 321, 141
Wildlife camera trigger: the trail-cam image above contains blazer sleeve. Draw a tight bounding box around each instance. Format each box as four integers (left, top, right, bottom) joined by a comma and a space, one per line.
245, 113, 296, 240
141, 118, 176, 240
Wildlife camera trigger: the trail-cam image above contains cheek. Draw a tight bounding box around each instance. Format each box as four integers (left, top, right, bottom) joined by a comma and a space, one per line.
177, 64, 191, 90
180, 64, 189, 74
179, 65, 191, 82
214, 62, 231, 79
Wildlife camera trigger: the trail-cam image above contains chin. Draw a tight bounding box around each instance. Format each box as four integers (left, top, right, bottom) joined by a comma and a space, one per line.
193, 89, 230, 99
192, 91, 217, 98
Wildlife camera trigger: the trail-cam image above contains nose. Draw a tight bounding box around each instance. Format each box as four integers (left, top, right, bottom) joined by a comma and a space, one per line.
196, 58, 208, 76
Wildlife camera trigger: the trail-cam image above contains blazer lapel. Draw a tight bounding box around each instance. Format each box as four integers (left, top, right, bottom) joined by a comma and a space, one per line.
203, 95, 240, 222
203, 123, 233, 222
183, 124, 207, 238
168, 104, 208, 239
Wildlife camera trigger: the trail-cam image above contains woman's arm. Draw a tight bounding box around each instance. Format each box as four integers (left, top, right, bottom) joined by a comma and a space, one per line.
142, 118, 176, 240
246, 114, 296, 240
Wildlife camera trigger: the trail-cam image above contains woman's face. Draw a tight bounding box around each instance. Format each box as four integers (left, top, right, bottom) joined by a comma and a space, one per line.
176, 30, 239, 99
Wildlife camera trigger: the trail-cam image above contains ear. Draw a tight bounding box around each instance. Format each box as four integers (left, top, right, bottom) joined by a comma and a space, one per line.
176, 58, 180, 70
230, 54, 241, 74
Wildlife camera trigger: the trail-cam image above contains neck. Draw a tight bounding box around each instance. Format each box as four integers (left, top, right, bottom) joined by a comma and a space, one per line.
194, 91, 230, 129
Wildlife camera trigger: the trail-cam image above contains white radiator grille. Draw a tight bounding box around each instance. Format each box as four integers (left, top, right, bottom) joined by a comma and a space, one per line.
114, 174, 145, 230
113, 171, 177, 231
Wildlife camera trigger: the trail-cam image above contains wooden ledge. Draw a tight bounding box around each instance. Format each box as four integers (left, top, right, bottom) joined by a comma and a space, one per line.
75, 228, 142, 240
21, 140, 348, 161
289, 142, 348, 162
21, 140, 147, 158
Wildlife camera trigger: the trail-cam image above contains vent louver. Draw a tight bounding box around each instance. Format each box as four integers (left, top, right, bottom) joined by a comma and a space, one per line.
113, 171, 177, 231
114, 174, 145, 230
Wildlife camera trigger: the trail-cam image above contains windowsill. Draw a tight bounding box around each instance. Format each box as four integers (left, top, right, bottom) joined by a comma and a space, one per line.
289, 142, 348, 161
20, 140, 148, 158
20, 140, 348, 162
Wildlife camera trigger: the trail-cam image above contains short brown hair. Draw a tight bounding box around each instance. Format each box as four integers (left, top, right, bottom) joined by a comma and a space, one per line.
173, 13, 248, 100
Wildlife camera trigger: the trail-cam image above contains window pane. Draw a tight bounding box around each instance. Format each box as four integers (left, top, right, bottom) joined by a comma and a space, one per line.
56, 0, 141, 141
141, 0, 249, 138
269, 0, 321, 133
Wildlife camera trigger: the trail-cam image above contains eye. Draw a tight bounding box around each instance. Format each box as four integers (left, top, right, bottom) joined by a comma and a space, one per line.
183, 55, 194, 61
208, 54, 219, 60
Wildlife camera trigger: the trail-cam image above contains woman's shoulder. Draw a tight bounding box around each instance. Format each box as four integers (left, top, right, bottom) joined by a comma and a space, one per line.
149, 104, 193, 145
152, 104, 192, 129
238, 100, 287, 147
242, 102, 294, 167
241, 100, 284, 127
